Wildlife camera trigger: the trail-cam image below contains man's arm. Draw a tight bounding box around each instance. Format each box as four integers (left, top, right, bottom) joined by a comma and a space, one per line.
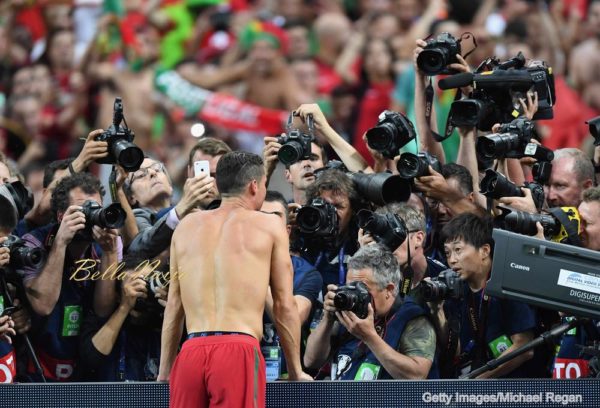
25, 206, 86, 316
93, 227, 120, 318
127, 208, 175, 259
269, 221, 304, 380
476, 331, 534, 379
303, 311, 337, 370
158, 237, 185, 381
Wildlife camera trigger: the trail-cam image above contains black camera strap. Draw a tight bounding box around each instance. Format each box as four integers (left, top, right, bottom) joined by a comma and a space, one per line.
109, 166, 119, 203
467, 283, 491, 367
400, 232, 413, 297
425, 79, 461, 143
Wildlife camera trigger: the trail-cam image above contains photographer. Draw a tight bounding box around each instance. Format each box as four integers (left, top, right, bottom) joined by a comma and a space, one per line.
79, 256, 164, 381
545, 148, 594, 208
263, 136, 327, 206
261, 191, 322, 380
435, 213, 536, 378
125, 157, 215, 259
301, 168, 361, 293
18, 173, 120, 381
304, 244, 437, 380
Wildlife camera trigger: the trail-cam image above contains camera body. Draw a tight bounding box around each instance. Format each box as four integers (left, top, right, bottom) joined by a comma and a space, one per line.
357, 209, 407, 252
397, 151, 442, 179
417, 32, 461, 76
276, 129, 313, 166
418, 269, 463, 302
365, 110, 416, 159
479, 169, 545, 210
334, 281, 372, 319
1, 235, 46, 269
296, 197, 339, 249
81, 200, 127, 231
95, 98, 144, 172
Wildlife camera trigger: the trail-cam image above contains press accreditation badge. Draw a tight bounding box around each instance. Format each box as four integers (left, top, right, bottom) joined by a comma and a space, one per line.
354, 362, 380, 380
488, 334, 512, 358
62, 305, 82, 337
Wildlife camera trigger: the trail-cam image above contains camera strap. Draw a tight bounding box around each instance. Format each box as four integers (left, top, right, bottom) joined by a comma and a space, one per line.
400, 232, 413, 297
548, 207, 583, 247
467, 284, 491, 366
109, 166, 119, 203
425, 79, 461, 143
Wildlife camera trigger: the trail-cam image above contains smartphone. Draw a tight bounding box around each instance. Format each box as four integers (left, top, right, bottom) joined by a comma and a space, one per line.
194, 160, 210, 177
1, 306, 18, 317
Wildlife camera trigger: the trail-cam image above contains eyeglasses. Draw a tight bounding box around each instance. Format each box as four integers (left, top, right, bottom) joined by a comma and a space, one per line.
129, 162, 165, 184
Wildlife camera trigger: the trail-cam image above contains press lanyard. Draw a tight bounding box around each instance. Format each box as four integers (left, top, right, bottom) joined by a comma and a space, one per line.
315, 247, 346, 285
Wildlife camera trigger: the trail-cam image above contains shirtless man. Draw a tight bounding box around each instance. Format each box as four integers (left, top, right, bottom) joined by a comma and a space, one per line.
158, 151, 310, 407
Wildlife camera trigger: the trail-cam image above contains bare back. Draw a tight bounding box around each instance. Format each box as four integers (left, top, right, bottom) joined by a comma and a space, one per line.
172, 206, 286, 340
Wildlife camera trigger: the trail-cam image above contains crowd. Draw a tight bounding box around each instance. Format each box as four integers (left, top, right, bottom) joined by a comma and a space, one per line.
0, 0, 599, 384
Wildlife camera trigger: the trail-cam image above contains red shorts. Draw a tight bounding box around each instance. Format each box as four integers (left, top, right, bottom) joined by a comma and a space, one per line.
170, 333, 266, 408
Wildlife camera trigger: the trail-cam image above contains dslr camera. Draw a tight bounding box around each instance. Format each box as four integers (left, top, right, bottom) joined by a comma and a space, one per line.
365, 110, 416, 159
0, 235, 46, 269
417, 269, 462, 302
496, 206, 581, 245
479, 169, 545, 211
95, 97, 144, 172
276, 113, 314, 166
81, 200, 126, 230
416, 32, 462, 76
397, 151, 442, 179
357, 209, 407, 252
476, 118, 554, 161
334, 281, 372, 319
295, 197, 339, 248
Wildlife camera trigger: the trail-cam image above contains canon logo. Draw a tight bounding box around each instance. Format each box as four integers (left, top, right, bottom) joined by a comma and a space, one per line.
510, 262, 530, 271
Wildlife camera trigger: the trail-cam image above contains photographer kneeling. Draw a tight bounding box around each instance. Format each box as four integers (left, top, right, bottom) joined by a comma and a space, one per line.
304, 244, 437, 380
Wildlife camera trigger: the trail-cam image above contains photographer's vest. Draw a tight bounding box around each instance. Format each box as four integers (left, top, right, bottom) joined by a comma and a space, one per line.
26, 224, 98, 381
334, 296, 439, 380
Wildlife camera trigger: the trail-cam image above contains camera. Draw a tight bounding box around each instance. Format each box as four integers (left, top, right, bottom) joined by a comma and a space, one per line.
276, 113, 315, 166
479, 169, 545, 210
587, 115, 600, 146
296, 197, 338, 247
0, 180, 33, 219
441, 55, 555, 131
417, 269, 462, 302
357, 209, 407, 252
1, 235, 46, 269
95, 97, 144, 172
397, 151, 442, 179
365, 110, 416, 159
417, 32, 462, 76
497, 206, 581, 245
334, 281, 372, 319
357, 210, 407, 252
81, 200, 127, 230
476, 118, 554, 161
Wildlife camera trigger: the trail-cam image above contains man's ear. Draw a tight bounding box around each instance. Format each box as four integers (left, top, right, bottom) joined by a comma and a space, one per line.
413, 230, 425, 249
249, 179, 259, 195
284, 169, 292, 183
480, 243, 491, 260
467, 191, 475, 203
57, 211, 65, 223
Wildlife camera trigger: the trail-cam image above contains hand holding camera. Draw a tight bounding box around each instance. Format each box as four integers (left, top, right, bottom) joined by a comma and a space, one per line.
92, 226, 119, 253
56, 205, 87, 246
0, 315, 15, 344
0, 237, 9, 268
121, 273, 148, 311
262, 136, 282, 178
71, 129, 109, 173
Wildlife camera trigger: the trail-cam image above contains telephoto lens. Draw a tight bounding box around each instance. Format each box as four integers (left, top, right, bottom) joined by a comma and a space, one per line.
479, 169, 523, 199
